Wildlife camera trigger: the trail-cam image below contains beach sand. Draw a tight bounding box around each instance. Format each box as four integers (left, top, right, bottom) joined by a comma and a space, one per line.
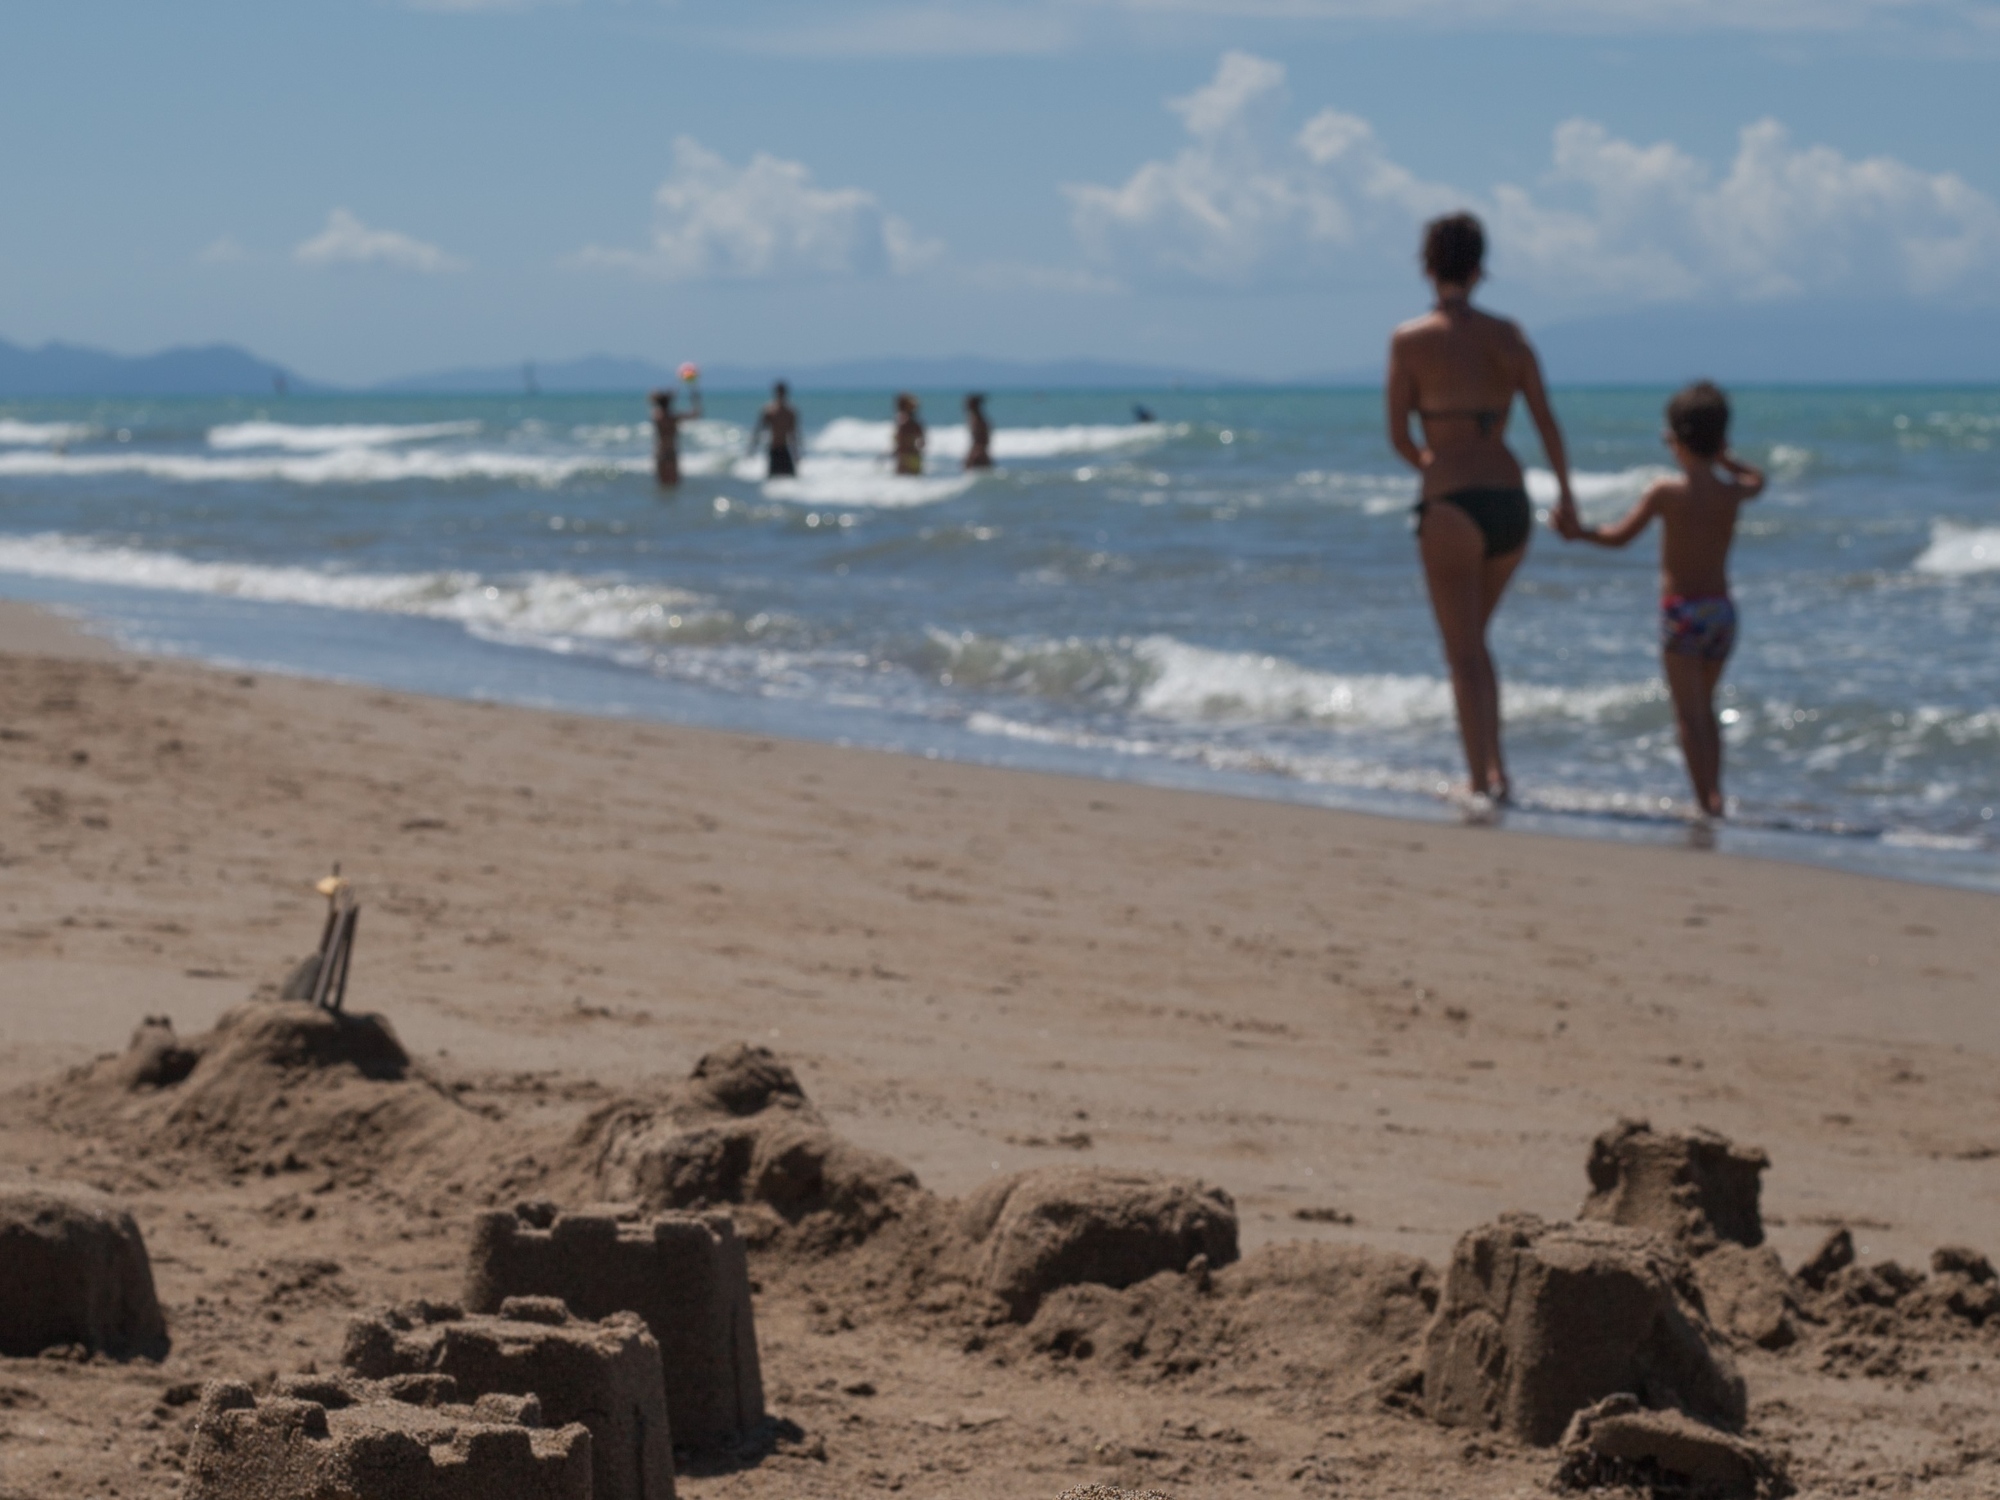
4, 597, 1998, 1496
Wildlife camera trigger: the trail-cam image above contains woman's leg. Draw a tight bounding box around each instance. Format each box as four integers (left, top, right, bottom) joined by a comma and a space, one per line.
1477, 547, 1526, 795
1420, 502, 1521, 797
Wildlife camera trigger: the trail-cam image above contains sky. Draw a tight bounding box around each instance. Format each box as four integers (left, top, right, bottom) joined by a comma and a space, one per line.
3, 0, 1997, 384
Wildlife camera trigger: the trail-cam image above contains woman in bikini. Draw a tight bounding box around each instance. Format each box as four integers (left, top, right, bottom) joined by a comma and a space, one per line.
1386, 212, 1576, 804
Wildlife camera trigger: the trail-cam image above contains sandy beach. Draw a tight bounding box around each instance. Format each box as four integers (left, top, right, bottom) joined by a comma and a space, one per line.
4, 597, 1999, 1498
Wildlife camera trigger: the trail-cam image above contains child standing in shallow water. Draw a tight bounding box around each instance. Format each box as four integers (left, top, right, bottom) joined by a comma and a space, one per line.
1560, 381, 1765, 819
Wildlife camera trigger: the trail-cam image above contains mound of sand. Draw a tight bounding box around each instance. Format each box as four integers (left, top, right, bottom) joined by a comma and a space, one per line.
41, 1001, 470, 1187
583, 1045, 921, 1249
962, 1166, 1240, 1321
1803, 1242, 2000, 1363
1556, 1394, 1790, 1499
1017, 1241, 1437, 1397
0, 1181, 169, 1359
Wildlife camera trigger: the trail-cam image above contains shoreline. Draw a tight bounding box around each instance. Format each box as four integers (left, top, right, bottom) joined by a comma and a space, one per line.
4, 595, 1996, 1269
9, 582, 1998, 899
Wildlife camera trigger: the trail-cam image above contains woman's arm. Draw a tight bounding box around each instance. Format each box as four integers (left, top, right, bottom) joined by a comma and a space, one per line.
1384, 335, 1427, 474
1514, 333, 1575, 530
1576, 483, 1663, 549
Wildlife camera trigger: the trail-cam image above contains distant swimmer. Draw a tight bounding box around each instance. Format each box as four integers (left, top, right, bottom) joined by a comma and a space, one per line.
963, 393, 993, 471
750, 380, 800, 478
892, 393, 925, 476
1132, 404, 1155, 424
650, 372, 703, 489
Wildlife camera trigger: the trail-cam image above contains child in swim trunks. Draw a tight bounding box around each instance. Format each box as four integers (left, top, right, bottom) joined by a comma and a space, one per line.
1559, 381, 1765, 818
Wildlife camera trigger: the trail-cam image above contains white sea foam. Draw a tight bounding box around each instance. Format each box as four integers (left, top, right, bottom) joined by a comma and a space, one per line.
808, 417, 1175, 462
931, 628, 1654, 730
0, 532, 712, 642
0, 448, 648, 487
762, 456, 977, 508
0, 419, 94, 446
1132, 636, 1651, 729
1913, 522, 2000, 577
206, 420, 482, 451
1526, 465, 1669, 513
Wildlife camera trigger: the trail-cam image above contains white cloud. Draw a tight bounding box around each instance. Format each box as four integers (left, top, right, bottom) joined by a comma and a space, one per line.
294, 209, 467, 273
572, 137, 943, 281
1065, 52, 1452, 285
1067, 51, 2000, 306
1498, 119, 2000, 300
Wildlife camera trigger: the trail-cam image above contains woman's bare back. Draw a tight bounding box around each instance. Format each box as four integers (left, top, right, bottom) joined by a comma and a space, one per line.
1387, 304, 1534, 496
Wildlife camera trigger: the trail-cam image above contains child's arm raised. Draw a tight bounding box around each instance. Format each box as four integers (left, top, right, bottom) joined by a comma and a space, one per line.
1719, 453, 1766, 500
1575, 479, 1667, 549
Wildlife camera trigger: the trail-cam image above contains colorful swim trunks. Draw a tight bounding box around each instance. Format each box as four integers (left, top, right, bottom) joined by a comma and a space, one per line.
1660, 593, 1737, 663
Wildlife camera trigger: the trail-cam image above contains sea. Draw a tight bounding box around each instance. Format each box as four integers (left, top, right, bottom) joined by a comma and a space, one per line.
1, 385, 1996, 892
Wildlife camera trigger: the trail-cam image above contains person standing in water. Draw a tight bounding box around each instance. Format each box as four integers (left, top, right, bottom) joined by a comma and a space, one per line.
963, 394, 993, 470
892, 393, 925, 475
1559, 382, 1764, 819
750, 380, 801, 478
649, 385, 702, 489
1385, 212, 1575, 805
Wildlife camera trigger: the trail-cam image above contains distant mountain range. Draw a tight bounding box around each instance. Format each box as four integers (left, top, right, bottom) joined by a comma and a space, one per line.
6, 305, 2000, 397
0, 337, 311, 396
376, 353, 1255, 394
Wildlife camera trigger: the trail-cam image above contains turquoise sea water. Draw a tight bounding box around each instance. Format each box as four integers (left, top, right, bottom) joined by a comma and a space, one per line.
1, 386, 1996, 889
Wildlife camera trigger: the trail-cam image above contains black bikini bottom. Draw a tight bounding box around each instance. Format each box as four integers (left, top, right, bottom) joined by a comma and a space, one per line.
1415, 486, 1531, 559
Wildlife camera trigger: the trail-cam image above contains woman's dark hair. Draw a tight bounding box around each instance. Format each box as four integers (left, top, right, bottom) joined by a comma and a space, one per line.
1667, 381, 1730, 458
1422, 213, 1485, 285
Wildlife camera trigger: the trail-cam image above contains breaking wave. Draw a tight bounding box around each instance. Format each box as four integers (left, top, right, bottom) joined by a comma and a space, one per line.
0, 419, 94, 446
808, 417, 1177, 462
1913, 522, 2000, 577
0, 532, 716, 643
206, 420, 482, 451
0, 448, 647, 487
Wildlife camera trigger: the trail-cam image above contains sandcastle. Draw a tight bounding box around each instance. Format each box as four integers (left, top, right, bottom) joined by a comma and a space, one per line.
183, 1374, 592, 1500
0, 1181, 168, 1359
1424, 1212, 1746, 1446
467, 1205, 764, 1451
343, 1297, 675, 1500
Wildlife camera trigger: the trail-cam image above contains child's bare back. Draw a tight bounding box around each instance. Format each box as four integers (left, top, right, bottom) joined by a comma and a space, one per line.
1642, 459, 1762, 600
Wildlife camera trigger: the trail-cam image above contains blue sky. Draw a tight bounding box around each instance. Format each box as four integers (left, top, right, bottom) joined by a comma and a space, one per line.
4, 1, 1996, 383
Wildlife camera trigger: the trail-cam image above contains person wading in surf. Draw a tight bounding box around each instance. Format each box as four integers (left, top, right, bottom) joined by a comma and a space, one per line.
892, 393, 925, 476
1386, 212, 1576, 806
650, 386, 702, 489
1558, 382, 1764, 820
963, 393, 993, 471
751, 381, 800, 478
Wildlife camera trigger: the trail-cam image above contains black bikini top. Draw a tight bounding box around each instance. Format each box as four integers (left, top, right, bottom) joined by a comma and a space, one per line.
1419, 407, 1505, 436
